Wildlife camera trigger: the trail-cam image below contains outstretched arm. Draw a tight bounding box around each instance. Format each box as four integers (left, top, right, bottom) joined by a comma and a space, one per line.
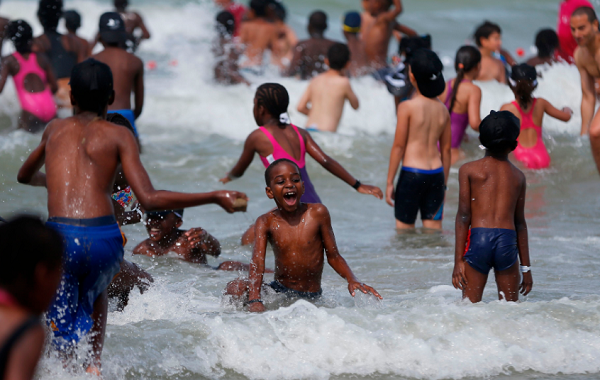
17, 123, 52, 186
320, 206, 382, 299
540, 98, 572, 122
453, 166, 471, 290
118, 128, 247, 212
381, 0, 403, 22
514, 178, 532, 296
394, 23, 417, 37
468, 86, 482, 131
386, 102, 409, 206
576, 52, 596, 135
303, 131, 383, 199
248, 215, 268, 312
220, 134, 257, 183
135, 13, 151, 40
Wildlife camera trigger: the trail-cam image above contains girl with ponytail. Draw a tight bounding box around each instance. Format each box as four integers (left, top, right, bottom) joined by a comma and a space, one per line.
500, 63, 572, 169
437, 45, 483, 165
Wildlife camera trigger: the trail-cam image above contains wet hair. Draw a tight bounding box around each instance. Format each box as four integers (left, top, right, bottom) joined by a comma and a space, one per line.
572, 6, 598, 24
70, 59, 114, 116
308, 11, 327, 34
265, 158, 300, 185
37, 0, 63, 31
255, 83, 290, 125
63, 9, 81, 32
328, 43, 350, 70
7, 20, 33, 54
271, 0, 286, 22
0, 215, 63, 297
474, 21, 501, 47
535, 29, 558, 58
114, 0, 128, 10
250, 0, 269, 17
216, 11, 235, 37
449, 46, 481, 112
509, 64, 537, 109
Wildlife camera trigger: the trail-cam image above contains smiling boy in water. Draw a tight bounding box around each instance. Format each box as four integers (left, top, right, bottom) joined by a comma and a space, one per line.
453, 111, 533, 303
225, 159, 382, 312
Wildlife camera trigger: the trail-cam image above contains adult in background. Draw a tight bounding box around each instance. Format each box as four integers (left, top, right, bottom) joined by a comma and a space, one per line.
286, 11, 336, 80
557, 0, 593, 62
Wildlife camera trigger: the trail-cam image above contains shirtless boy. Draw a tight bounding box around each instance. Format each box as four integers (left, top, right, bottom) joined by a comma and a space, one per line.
225, 159, 382, 312
133, 209, 251, 271
94, 12, 144, 136
297, 43, 359, 132
342, 11, 368, 77
17, 59, 247, 374
453, 111, 533, 302
386, 49, 451, 229
571, 7, 600, 173
239, 0, 277, 68
473, 21, 506, 83
286, 11, 336, 80
114, 0, 151, 51
363, 0, 403, 71
64, 10, 91, 58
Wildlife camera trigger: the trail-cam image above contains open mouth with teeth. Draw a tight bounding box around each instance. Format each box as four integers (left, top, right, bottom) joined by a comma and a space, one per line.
149, 228, 162, 239
283, 190, 298, 206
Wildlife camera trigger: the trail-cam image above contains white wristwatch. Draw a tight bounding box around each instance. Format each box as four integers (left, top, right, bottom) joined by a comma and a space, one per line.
520, 265, 531, 273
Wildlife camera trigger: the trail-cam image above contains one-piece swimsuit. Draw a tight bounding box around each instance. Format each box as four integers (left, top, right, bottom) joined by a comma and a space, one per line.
12, 52, 56, 122
512, 99, 551, 169
444, 79, 470, 149
258, 124, 321, 203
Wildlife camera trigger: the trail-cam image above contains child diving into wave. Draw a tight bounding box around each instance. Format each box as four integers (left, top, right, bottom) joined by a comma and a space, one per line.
438, 46, 482, 165
500, 64, 572, 170
220, 83, 383, 244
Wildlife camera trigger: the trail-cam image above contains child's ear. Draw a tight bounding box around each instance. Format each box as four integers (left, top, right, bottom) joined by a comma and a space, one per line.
265, 186, 275, 199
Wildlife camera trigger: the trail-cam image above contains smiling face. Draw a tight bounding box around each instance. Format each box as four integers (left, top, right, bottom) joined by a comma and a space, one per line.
144, 213, 181, 242
571, 14, 598, 47
266, 161, 305, 212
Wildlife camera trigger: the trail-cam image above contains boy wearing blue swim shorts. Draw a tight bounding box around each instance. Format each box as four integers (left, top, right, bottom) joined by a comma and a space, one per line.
453, 111, 533, 303
17, 59, 247, 375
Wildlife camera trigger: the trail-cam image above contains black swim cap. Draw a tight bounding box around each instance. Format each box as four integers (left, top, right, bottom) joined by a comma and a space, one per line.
479, 111, 520, 152
409, 49, 445, 98
70, 59, 113, 116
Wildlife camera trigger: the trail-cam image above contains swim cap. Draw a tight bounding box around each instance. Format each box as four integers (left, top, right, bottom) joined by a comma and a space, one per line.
409, 49, 445, 98
70, 59, 113, 115
343, 11, 361, 33
99, 12, 127, 44
479, 111, 520, 151
510, 63, 537, 82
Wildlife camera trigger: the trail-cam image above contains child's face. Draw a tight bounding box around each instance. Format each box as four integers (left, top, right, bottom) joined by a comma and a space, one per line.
145, 214, 181, 242
481, 32, 502, 52
266, 162, 305, 212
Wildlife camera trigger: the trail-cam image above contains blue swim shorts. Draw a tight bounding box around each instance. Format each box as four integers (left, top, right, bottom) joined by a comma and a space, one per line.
464, 228, 519, 274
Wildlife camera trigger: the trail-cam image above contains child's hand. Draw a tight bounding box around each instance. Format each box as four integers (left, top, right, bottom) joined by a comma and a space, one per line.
385, 183, 395, 207
248, 301, 266, 313
562, 107, 573, 115
452, 261, 468, 290
348, 281, 383, 299
214, 191, 249, 213
357, 184, 383, 200
520, 271, 533, 296
185, 228, 208, 248
219, 175, 232, 184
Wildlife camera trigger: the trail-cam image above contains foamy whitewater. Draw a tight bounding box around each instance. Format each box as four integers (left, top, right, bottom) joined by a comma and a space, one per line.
0, 0, 600, 379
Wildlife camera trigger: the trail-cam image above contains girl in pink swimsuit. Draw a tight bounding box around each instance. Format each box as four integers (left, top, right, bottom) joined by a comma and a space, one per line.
0, 20, 57, 132
220, 83, 383, 244
500, 64, 572, 170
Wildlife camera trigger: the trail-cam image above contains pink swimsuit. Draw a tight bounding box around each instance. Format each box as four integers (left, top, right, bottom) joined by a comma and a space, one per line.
12, 52, 56, 123
258, 125, 321, 203
512, 99, 551, 169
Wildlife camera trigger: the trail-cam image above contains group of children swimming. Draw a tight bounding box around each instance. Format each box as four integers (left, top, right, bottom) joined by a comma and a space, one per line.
0, 0, 591, 379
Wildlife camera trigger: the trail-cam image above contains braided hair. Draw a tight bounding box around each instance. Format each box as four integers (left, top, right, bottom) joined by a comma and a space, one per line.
7, 20, 33, 54
255, 83, 290, 125
449, 46, 481, 112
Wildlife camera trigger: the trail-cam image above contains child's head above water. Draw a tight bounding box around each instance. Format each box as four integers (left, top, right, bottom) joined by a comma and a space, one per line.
254, 83, 290, 126
37, 0, 63, 31
448, 46, 482, 111
63, 9, 82, 33
342, 11, 361, 35
0, 215, 63, 314
534, 29, 559, 59
250, 0, 269, 18
369, 0, 393, 15
327, 43, 351, 71
308, 11, 328, 35
144, 209, 184, 242
509, 63, 537, 108
408, 48, 445, 98
479, 111, 520, 155
264, 159, 305, 211
7, 20, 33, 54
70, 58, 114, 116
216, 10, 235, 38
474, 21, 502, 51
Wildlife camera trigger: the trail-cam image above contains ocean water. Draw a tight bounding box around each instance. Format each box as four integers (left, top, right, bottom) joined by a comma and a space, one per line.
1, 0, 600, 379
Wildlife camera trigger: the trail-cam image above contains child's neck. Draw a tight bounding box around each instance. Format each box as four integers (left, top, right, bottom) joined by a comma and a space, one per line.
479, 47, 494, 57
278, 203, 306, 220
326, 69, 343, 76
463, 71, 477, 81
484, 151, 509, 161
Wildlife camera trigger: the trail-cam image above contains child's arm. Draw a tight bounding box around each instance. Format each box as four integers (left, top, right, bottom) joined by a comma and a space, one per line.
453, 166, 471, 290
539, 98, 572, 122
380, 0, 403, 22
185, 228, 221, 257
248, 215, 269, 312
440, 115, 451, 185
385, 102, 410, 206
319, 205, 382, 299
297, 83, 312, 115
345, 81, 359, 110
468, 86, 482, 131
303, 131, 383, 199
393, 23, 417, 37
133, 61, 144, 119
39, 54, 58, 94
17, 123, 52, 187
0, 57, 10, 93
514, 177, 533, 296
220, 133, 257, 183
576, 52, 596, 135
